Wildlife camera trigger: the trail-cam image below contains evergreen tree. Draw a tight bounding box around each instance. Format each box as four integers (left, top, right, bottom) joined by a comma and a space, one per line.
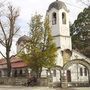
70, 6, 90, 58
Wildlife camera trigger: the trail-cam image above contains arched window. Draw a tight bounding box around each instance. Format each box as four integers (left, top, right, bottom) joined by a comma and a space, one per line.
84, 68, 87, 76
52, 12, 57, 25
80, 68, 83, 76
53, 70, 56, 77
62, 12, 66, 24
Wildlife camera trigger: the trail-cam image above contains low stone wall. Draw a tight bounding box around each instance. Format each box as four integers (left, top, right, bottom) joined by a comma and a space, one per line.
0, 77, 48, 86
68, 82, 90, 87
39, 77, 48, 86
0, 77, 27, 85
0, 77, 60, 87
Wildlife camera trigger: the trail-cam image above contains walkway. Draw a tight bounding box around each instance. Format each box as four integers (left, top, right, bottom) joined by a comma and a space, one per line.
0, 86, 90, 90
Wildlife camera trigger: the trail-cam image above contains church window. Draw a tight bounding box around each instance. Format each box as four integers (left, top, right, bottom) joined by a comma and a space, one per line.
62, 12, 66, 24
67, 70, 71, 82
53, 70, 56, 77
84, 68, 87, 76
52, 12, 57, 25
80, 68, 83, 76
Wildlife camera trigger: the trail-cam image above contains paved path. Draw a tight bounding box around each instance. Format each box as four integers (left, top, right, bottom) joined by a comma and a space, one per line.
0, 86, 90, 90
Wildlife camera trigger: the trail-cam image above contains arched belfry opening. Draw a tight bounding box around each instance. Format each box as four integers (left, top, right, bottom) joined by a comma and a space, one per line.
52, 12, 57, 25
62, 12, 66, 24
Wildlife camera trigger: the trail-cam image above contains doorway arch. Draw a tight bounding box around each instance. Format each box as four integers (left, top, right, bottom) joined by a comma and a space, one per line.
63, 59, 90, 71
63, 59, 90, 87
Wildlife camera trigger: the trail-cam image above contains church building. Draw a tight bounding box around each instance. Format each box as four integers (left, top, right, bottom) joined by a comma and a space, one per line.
16, 0, 90, 87
45, 0, 90, 87
0, 0, 89, 87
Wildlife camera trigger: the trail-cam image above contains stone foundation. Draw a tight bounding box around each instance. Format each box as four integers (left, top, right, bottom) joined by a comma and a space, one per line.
0, 77, 27, 85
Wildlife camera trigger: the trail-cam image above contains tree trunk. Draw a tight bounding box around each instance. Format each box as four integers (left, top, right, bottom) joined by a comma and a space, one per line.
7, 59, 11, 77
6, 48, 11, 77
38, 67, 42, 78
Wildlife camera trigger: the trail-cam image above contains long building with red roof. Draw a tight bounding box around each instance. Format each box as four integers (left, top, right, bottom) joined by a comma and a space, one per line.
0, 56, 28, 77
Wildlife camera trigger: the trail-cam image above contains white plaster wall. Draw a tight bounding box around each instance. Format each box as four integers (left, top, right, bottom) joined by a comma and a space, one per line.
59, 9, 70, 36
55, 49, 63, 67
47, 8, 72, 50
53, 70, 60, 82
17, 42, 25, 53
41, 68, 48, 78
69, 50, 90, 82
69, 64, 89, 82
47, 8, 70, 37
17, 44, 20, 53
60, 36, 72, 50
53, 37, 61, 48
46, 2, 90, 84
47, 8, 60, 36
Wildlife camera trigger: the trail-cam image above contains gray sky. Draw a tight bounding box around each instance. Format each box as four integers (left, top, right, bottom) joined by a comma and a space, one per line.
4, 0, 86, 36
5, 0, 86, 35
0, 0, 87, 58
6, 0, 86, 22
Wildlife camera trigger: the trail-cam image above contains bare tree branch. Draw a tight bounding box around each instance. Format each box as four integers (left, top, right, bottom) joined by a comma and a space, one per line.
10, 42, 30, 59
0, 21, 7, 43
7, 5, 19, 48
0, 4, 20, 77
0, 51, 6, 59
0, 38, 5, 47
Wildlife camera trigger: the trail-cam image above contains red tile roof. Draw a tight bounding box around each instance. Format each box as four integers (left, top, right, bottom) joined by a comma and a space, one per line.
0, 56, 28, 69
11, 61, 27, 68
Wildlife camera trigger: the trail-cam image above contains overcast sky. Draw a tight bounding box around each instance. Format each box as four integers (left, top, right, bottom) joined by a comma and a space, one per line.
5, 0, 85, 22
0, 0, 87, 58
4, 0, 86, 36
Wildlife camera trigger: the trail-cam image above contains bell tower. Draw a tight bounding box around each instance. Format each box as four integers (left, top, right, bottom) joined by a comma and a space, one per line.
47, 0, 72, 51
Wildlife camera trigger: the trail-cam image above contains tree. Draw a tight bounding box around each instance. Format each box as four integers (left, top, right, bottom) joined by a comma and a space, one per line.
70, 6, 90, 58
19, 14, 57, 78
0, 5, 20, 77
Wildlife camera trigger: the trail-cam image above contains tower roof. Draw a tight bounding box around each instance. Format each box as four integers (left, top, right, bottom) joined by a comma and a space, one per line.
47, 0, 68, 12
17, 35, 30, 45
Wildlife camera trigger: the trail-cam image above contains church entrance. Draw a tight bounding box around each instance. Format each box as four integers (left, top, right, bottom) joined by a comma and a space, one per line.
63, 59, 90, 87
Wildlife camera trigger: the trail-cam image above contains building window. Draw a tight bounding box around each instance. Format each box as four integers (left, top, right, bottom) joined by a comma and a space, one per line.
0, 71, 2, 77
20, 69, 22, 75
67, 70, 71, 82
52, 12, 56, 25
80, 68, 83, 76
53, 70, 56, 77
14, 69, 17, 77
62, 12, 66, 24
84, 68, 87, 76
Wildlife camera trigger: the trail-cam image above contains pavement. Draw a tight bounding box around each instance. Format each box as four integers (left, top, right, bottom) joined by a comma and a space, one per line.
0, 85, 90, 90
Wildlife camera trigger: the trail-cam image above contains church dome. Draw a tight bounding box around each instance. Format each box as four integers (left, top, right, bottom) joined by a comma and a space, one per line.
47, 0, 68, 12
17, 35, 30, 45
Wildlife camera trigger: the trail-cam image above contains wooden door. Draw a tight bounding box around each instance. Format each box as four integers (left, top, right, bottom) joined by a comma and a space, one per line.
67, 70, 71, 82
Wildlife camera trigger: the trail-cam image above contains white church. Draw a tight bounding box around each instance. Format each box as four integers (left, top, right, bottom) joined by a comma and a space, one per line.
17, 0, 90, 87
